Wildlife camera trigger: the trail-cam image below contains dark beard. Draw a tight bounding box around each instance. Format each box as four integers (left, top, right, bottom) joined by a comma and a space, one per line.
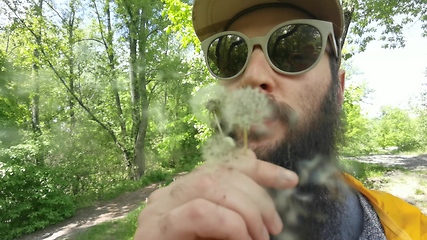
255, 78, 342, 169
255, 81, 357, 240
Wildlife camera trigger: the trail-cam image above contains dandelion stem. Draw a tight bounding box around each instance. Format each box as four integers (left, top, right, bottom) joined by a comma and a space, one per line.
213, 113, 223, 136
243, 128, 248, 150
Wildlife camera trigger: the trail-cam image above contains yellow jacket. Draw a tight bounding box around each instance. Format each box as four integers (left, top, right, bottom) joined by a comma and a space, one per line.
343, 173, 427, 240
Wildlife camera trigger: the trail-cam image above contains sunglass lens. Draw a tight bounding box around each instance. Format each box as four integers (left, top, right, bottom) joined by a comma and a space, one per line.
268, 24, 322, 73
206, 34, 248, 78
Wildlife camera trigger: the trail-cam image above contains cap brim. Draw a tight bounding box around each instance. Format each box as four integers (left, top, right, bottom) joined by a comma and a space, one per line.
192, 0, 343, 42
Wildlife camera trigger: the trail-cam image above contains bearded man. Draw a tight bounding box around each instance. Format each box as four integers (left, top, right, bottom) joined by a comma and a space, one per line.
134, 0, 427, 239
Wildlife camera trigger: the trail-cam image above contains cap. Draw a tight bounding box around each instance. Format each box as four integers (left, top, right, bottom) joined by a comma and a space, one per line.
192, 0, 343, 42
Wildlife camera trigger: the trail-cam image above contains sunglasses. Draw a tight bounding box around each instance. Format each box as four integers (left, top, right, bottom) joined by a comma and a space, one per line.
201, 19, 339, 80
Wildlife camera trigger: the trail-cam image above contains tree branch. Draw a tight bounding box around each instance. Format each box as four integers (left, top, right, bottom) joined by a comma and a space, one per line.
91, 0, 109, 50
341, 7, 354, 50
42, 51, 127, 153
43, 0, 66, 23
76, 38, 104, 45
5, 2, 127, 153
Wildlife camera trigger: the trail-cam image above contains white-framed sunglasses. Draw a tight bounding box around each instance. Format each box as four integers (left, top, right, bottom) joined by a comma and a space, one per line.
201, 19, 339, 80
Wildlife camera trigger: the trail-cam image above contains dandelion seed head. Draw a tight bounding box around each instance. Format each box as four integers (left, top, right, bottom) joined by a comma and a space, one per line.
223, 87, 273, 130
191, 84, 227, 124
202, 134, 236, 161
205, 99, 222, 115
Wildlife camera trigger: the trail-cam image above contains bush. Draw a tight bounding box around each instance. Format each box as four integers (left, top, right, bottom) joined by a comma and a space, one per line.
0, 163, 75, 240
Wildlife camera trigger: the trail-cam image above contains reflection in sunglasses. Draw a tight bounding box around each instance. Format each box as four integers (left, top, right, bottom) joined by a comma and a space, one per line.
202, 20, 337, 79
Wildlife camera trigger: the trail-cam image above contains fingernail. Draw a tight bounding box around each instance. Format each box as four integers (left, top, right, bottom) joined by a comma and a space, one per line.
280, 170, 298, 184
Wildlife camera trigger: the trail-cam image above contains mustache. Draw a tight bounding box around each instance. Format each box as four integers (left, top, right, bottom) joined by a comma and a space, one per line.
267, 96, 299, 129
244, 97, 299, 142
223, 95, 299, 143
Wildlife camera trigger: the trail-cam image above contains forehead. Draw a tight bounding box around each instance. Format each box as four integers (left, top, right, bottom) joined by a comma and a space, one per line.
228, 7, 312, 36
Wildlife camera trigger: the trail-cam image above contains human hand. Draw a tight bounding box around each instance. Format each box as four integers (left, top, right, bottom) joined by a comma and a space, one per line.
134, 149, 299, 240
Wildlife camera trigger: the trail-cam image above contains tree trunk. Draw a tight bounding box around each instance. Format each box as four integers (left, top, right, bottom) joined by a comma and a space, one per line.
133, 107, 148, 179
31, 55, 41, 136
68, 7, 76, 129
128, 21, 140, 179
125, 4, 150, 180
132, 10, 149, 180
105, 0, 127, 139
31, 0, 43, 137
31, 0, 43, 166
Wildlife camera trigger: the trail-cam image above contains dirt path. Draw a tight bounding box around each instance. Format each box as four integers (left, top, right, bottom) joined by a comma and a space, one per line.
18, 155, 427, 240
17, 182, 162, 240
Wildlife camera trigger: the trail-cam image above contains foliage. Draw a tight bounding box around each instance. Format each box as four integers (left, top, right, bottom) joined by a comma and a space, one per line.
0, 163, 76, 240
374, 106, 420, 151
340, 158, 404, 187
150, 116, 203, 170
417, 82, 427, 148
417, 112, 427, 149
341, 84, 378, 155
0, 0, 208, 235
0, 50, 28, 148
342, 0, 427, 58
162, 0, 198, 49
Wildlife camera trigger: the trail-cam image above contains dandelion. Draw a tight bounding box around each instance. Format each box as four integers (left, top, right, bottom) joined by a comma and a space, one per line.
202, 134, 236, 161
190, 84, 228, 134
222, 87, 273, 149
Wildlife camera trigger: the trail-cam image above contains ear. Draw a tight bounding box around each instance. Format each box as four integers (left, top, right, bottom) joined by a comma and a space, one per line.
337, 69, 345, 107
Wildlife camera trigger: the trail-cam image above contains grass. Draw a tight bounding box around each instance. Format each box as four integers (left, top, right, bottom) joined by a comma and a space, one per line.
340, 158, 403, 185
415, 188, 425, 195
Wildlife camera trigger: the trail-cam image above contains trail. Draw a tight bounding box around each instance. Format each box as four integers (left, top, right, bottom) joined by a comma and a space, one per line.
17, 182, 162, 240
18, 154, 427, 240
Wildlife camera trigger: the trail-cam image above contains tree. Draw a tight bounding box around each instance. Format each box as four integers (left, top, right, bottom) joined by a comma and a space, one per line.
341, 82, 377, 155
0, 1, 210, 236
0, 50, 28, 149
1, 0, 208, 179
375, 106, 419, 151
416, 80, 427, 147
341, 0, 427, 59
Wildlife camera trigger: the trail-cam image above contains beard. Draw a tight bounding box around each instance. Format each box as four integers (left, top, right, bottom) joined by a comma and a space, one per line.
252, 78, 342, 168
238, 80, 358, 240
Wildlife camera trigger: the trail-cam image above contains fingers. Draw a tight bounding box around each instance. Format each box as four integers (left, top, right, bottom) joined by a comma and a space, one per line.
226, 170, 284, 235
136, 199, 253, 240
226, 149, 299, 189
163, 199, 253, 240
166, 175, 270, 239
136, 149, 299, 240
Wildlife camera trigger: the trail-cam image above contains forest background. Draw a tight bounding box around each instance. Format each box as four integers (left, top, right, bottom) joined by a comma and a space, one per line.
1, 0, 427, 239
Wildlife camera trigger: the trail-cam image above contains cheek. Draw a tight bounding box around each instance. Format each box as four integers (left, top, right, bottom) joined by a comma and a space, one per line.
295, 68, 332, 119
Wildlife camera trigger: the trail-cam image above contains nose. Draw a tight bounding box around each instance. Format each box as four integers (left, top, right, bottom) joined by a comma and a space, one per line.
238, 47, 276, 93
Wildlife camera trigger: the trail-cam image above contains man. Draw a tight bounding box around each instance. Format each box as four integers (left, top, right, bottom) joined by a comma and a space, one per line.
134, 0, 427, 239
